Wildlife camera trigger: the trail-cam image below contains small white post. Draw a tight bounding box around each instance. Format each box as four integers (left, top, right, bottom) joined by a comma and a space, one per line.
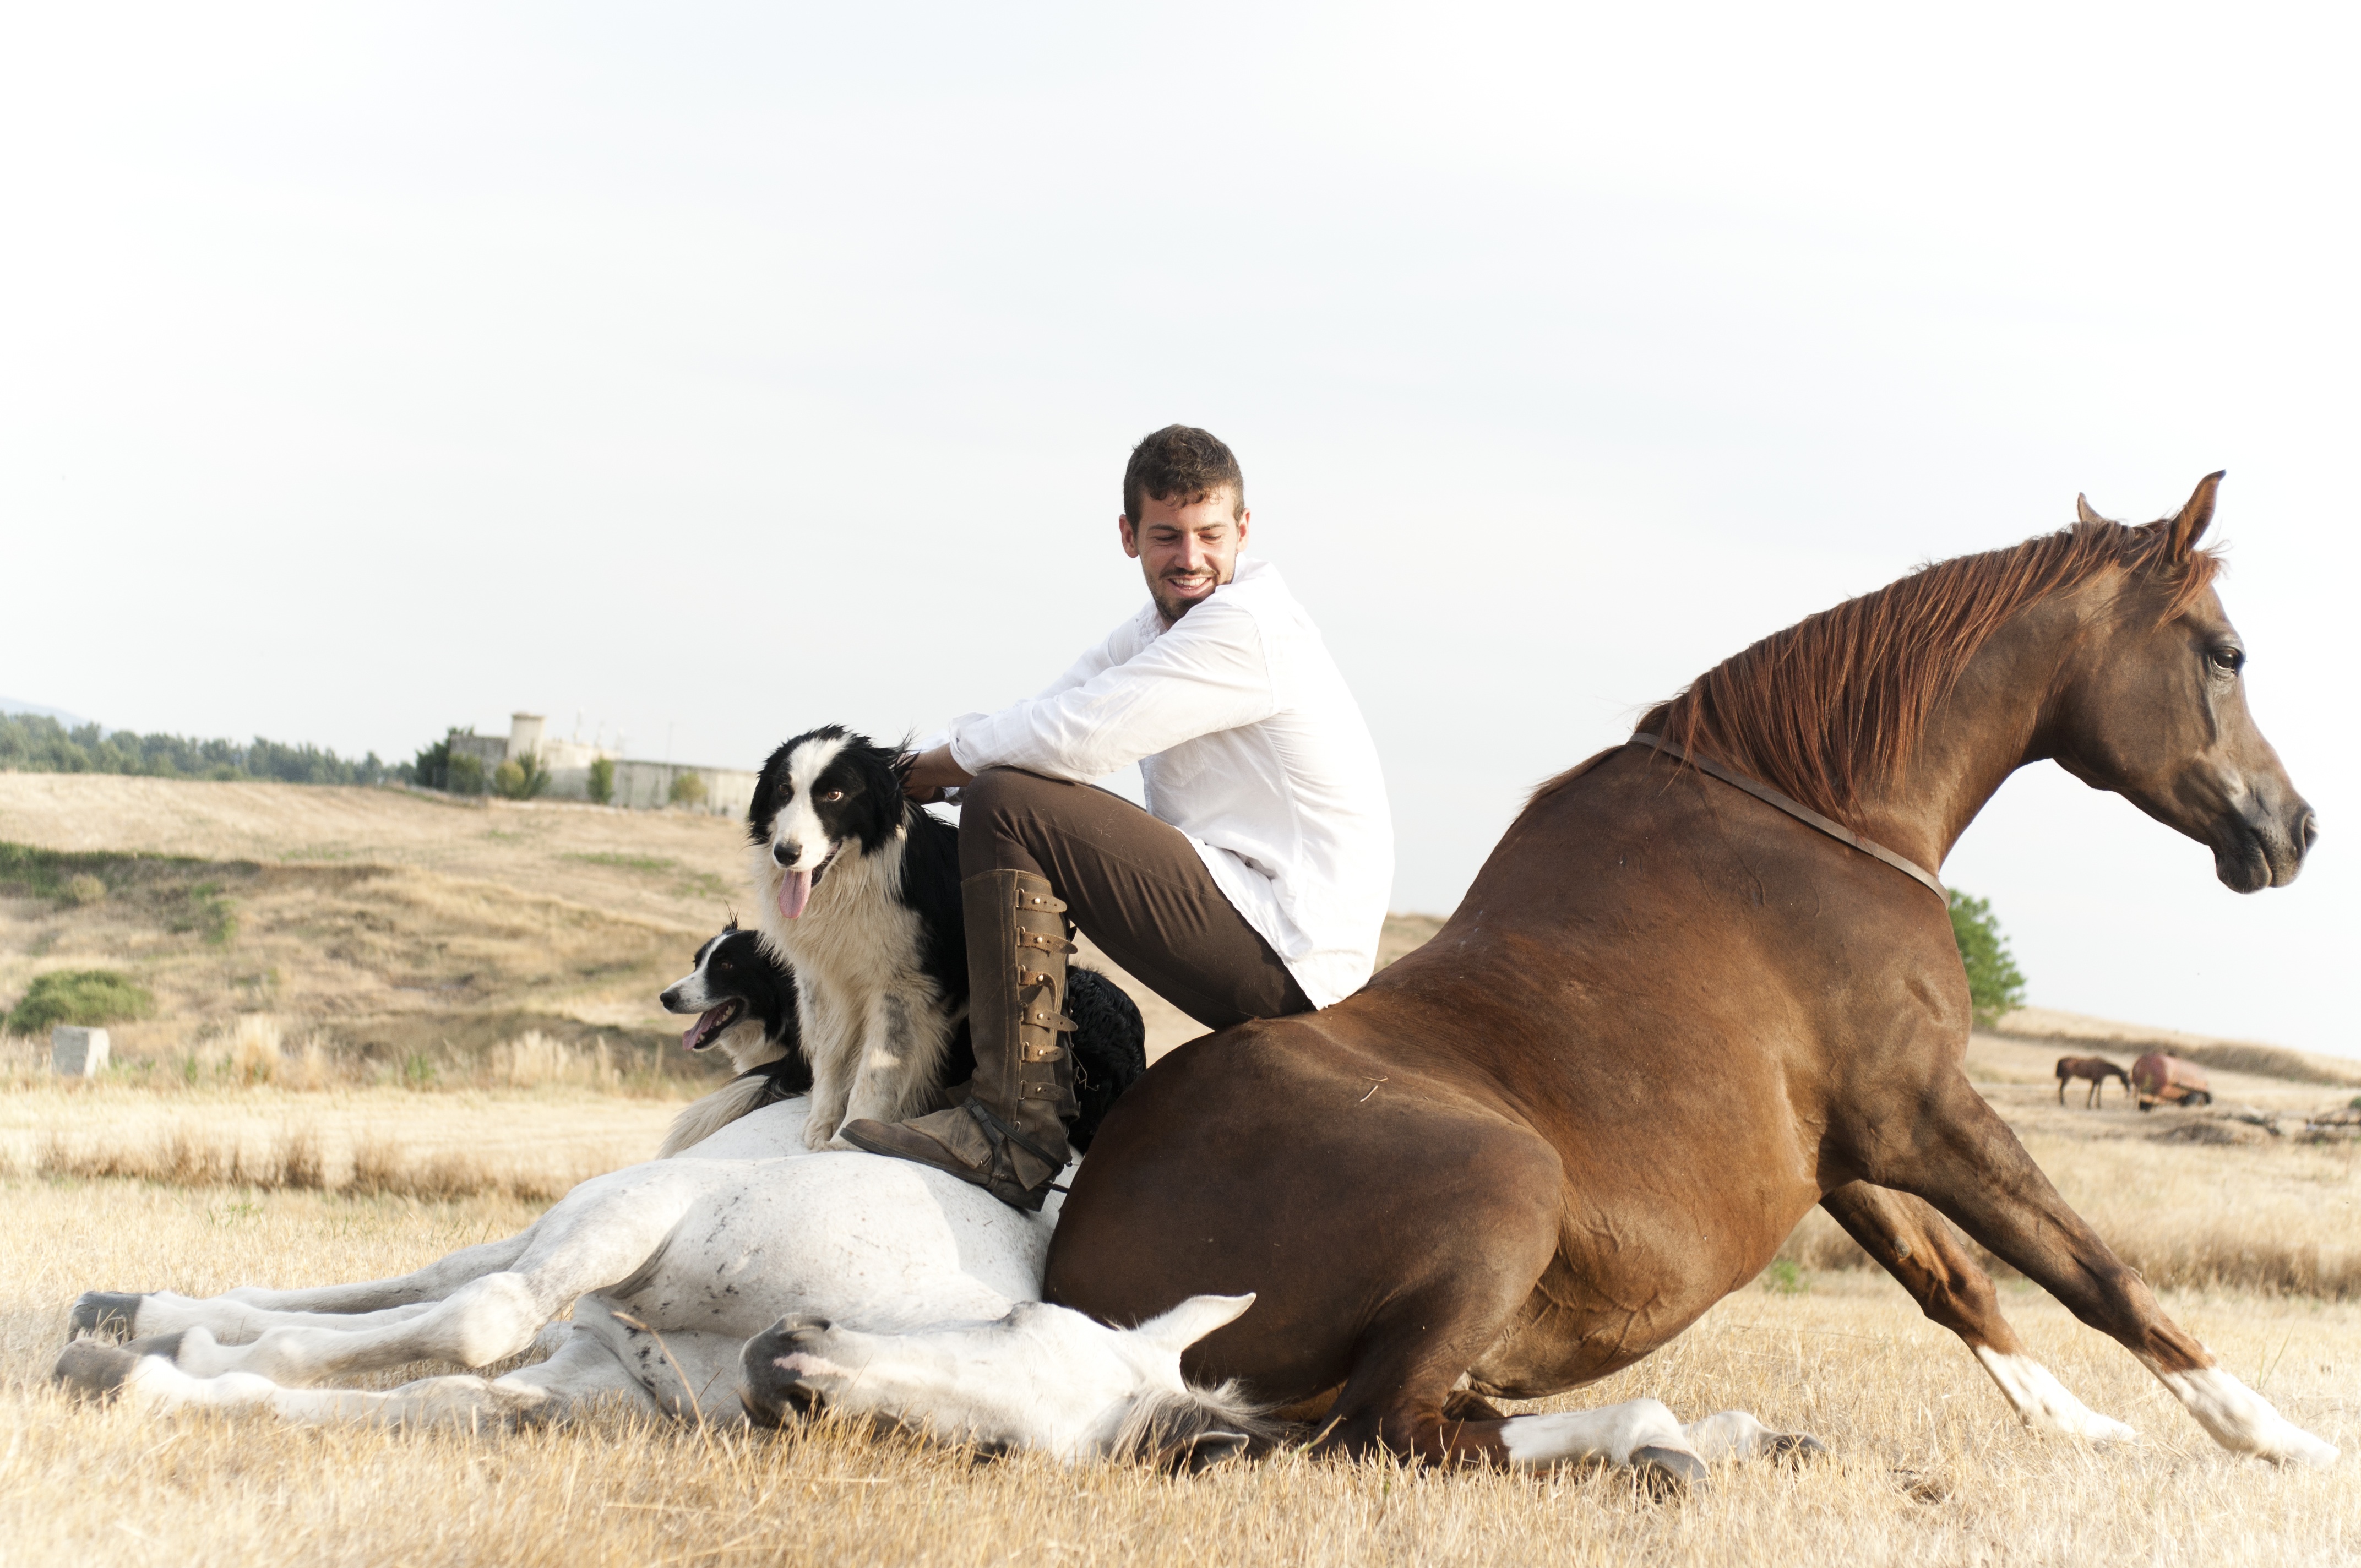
51, 1026, 111, 1077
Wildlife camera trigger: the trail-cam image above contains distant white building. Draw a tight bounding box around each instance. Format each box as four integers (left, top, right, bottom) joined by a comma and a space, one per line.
448, 714, 757, 819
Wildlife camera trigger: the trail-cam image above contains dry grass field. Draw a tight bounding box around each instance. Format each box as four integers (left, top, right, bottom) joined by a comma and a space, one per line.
3, 775, 2358, 1565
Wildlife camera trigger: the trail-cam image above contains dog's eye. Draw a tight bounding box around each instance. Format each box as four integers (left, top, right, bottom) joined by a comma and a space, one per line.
819, 790, 845, 803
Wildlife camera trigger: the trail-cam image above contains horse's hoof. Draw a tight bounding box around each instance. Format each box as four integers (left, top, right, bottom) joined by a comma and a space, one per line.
1767, 1432, 1829, 1464
53, 1339, 141, 1403
1630, 1444, 1709, 1499
122, 1331, 188, 1365
70, 1292, 145, 1341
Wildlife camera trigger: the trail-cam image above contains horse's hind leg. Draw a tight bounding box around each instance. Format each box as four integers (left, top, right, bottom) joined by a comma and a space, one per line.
1883, 1079, 2336, 1466
137, 1178, 704, 1386
73, 1228, 538, 1341
1820, 1182, 2135, 1442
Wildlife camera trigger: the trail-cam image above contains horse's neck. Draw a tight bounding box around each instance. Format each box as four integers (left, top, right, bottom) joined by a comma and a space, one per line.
1851, 588, 2098, 874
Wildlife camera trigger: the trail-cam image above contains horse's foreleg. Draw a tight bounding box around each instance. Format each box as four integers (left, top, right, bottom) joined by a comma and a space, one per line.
1820, 1181, 2134, 1442
1884, 1079, 2336, 1466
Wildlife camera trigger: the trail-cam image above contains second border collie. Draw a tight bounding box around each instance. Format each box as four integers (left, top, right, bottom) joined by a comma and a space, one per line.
655, 922, 812, 1156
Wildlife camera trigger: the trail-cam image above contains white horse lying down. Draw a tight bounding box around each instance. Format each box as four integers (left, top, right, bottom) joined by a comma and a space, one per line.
58, 1098, 1820, 1482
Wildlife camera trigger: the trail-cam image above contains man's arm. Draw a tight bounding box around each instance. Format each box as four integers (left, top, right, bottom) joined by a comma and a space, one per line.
902, 744, 973, 803
943, 601, 1277, 785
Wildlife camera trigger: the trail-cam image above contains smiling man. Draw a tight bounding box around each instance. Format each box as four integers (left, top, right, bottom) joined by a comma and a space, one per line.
841, 425, 1394, 1210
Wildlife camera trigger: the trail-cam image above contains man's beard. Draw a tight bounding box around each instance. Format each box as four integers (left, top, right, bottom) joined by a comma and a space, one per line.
1150, 569, 1226, 624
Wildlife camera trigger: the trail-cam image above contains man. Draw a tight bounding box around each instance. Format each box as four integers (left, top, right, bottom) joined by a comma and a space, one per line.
842, 425, 1394, 1209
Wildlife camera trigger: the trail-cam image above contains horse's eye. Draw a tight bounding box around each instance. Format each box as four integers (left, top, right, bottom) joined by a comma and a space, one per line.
2210, 645, 2245, 675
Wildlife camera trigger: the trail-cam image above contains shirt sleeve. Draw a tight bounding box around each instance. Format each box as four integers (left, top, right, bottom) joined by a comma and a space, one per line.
947, 600, 1278, 781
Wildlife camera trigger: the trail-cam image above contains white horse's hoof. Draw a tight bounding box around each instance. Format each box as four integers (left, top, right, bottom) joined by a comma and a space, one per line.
1630, 1445, 1709, 1498
70, 1292, 145, 1341
54, 1340, 142, 1403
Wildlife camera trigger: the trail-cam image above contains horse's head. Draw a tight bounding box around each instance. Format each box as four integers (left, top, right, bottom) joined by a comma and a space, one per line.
737, 1294, 1265, 1468
2047, 473, 2316, 893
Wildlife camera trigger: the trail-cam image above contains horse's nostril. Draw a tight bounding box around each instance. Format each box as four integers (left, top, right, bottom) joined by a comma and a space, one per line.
2298, 810, 2321, 853
773, 841, 799, 868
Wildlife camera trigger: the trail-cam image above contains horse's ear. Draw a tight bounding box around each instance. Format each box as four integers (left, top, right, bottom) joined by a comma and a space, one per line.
1133, 1293, 1254, 1355
2167, 471, 2224, 558
2075, 493, 2110, 526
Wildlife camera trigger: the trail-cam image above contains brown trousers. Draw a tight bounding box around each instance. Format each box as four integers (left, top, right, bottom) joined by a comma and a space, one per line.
959, 768, 1313, 1030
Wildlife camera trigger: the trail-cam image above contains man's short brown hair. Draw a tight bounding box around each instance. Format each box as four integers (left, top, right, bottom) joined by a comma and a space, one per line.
1123, 425, 1244, 524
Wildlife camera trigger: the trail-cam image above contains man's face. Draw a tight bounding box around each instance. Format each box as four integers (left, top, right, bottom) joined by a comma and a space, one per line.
1118, 489, 1250, 624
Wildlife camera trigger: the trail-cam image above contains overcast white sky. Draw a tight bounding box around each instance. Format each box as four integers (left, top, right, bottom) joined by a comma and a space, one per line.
4, 3, 2357, 1056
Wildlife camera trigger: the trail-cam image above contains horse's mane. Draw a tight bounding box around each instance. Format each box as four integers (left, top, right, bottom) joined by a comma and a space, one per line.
1630, 516, 2223, 830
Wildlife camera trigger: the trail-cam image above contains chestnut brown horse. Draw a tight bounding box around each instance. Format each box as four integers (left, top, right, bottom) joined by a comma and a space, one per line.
1046, 473, 2338, 1473
2057, 1054, 2132, 1108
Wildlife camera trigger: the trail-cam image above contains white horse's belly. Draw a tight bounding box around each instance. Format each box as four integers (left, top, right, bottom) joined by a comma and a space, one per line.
611, 1151, 1057, 1338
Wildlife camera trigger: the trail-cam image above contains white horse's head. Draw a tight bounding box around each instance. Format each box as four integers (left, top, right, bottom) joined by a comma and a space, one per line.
738, 1294, 1265, 1469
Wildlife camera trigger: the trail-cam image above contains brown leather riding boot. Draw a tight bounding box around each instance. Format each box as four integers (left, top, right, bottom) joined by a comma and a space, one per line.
839, 869, 1079, 1211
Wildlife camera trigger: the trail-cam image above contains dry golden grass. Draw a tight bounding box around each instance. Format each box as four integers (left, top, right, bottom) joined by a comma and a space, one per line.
2, 1170, 2355, 1567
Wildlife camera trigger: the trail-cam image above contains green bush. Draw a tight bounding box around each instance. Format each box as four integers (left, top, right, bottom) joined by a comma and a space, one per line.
1948, 889, 2027, 1029
493, 750, 551, 801
668, 771, 708, 808
586, 755, 615, 805
6, 968, 155, 1035
447, 754, 487, 796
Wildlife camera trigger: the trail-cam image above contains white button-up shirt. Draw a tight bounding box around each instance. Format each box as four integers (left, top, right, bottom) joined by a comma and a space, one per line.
944, 556, 1393, 1008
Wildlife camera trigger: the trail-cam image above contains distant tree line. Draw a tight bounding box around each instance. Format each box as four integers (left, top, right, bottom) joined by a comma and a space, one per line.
0, 711, 390, 786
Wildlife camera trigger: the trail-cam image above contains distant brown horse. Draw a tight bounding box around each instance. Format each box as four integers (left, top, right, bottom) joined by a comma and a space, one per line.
2057, 1055, 2132, 1108
1047, 473, 2337, 1475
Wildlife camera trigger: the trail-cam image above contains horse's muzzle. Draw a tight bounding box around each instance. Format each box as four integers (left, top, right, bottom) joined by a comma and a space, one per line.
738, 1315, 836, 1424
2213, 796, 2316, 894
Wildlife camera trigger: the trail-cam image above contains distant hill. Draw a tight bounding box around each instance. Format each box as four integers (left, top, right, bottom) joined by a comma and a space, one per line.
1990, 1006, 2361, 1087
0, 698, 87, 726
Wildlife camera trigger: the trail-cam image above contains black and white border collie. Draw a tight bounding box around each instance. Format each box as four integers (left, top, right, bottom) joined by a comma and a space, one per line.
747, 725, 1146, 1152
655, 923, 812, 1157
748, 726, 968, 1148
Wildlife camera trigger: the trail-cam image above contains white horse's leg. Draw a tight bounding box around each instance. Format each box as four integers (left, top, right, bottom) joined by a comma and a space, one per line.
73, 1229, 538, 1340
1497, 1398, 1701, 1483
1679, 1410, 1827, 1462
132, 1171, 709, 1386
56, 1325, 666, 1429
113, 1295, 441, 1346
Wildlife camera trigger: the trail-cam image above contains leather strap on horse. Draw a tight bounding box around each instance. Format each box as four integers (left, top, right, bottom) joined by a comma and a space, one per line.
1630, 731, 1948, 904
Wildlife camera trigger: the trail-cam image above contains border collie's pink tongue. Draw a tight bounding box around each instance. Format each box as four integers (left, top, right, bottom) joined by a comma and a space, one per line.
778, 868, 812, 920
682, 1005, 734, 1052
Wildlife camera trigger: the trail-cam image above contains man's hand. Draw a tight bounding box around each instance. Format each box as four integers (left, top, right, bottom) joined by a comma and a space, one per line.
901, 743, 975, 803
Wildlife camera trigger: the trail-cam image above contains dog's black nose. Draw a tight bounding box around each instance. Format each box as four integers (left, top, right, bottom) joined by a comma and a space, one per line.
659, 987, 681, 1010
773, 840, 800, 868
